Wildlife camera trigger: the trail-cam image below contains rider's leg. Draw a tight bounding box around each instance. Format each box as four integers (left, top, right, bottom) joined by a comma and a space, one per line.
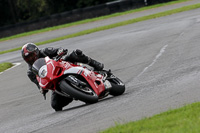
64, 49, 104, 71
51, 92, 73, 111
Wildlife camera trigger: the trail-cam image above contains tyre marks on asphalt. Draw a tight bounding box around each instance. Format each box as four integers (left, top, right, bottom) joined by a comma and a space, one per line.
126, 44, 168, 88
137, 44, 168, 78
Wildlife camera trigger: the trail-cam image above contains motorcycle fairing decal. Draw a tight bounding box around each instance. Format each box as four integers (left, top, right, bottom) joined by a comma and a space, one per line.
64, 67, 84, 75
62, 61, 70, 69
47, 62, 55, 74
39, 77, 48, 87
45, 56, 51, 62
94, 82, 98, 88
83, 69, 90, 77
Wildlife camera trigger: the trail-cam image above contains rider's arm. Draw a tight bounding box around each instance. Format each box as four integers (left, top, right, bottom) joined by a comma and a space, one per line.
27, 66, 40, 89
40, 47, 63, 58
64, 49, 89, 64
27, 67, 48, 99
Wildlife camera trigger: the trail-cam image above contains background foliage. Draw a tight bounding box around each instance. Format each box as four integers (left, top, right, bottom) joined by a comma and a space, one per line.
0, 0, 114, 27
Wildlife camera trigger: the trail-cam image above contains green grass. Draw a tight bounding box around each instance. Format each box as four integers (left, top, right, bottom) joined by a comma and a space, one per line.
0, 0, 190, 42
100, 102, 200, 133
1, 0, 200, 55
0, 62, 13, 72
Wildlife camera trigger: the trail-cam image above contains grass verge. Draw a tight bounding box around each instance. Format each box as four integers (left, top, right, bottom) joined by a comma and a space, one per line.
0, 62, 13, 72
0, 0, 190, 42
100, 102, 200, 133
1, 1, 200, 55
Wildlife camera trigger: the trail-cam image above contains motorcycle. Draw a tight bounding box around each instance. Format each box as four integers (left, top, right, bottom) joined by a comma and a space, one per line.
32, 51, 125, 104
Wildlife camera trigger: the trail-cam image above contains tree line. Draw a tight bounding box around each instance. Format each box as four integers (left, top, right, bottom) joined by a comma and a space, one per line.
0, 0, 114, 27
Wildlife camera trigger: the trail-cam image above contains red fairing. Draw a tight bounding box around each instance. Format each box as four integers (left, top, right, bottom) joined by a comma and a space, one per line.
80, 69, 105, 96
36, 57, 105, 96
37, 57, 72, 90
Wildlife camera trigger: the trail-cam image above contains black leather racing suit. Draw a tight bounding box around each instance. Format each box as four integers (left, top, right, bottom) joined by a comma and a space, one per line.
27, 47, 94, 111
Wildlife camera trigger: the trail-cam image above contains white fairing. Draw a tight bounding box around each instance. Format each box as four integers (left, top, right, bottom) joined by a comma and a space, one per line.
45, 56, 51, 62
64, 67, 84, 75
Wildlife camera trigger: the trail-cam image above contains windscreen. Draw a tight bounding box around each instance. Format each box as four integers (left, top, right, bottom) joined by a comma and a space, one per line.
32, 58, 46, 75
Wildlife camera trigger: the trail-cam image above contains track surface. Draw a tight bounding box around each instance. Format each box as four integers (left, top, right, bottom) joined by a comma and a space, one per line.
1, 7, 200, 133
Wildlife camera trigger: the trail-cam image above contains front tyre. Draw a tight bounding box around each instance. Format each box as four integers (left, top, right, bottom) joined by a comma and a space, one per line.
59, 79, 98, 104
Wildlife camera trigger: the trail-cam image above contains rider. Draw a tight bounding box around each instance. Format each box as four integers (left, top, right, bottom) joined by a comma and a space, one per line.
21, 42, 104, 111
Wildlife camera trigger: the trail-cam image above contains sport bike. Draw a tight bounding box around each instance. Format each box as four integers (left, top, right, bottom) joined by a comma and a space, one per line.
32, 51, 125, 104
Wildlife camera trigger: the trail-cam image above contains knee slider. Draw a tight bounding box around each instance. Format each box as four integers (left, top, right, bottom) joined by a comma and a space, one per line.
75, 49, 83, 56
51, 101, 61, 110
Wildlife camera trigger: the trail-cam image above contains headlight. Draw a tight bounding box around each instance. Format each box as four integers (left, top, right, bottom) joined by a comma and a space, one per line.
38, 65, 47, 78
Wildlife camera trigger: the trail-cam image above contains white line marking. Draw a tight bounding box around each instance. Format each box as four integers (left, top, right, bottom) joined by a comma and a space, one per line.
137, 44, 168, 77
0, 62, 21, 75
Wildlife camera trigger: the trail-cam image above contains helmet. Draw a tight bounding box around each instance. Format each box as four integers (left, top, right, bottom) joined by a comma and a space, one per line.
21, 43, 40, 65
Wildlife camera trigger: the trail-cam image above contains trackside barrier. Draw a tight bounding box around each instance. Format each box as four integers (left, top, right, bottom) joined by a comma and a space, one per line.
0, 0, 172, 38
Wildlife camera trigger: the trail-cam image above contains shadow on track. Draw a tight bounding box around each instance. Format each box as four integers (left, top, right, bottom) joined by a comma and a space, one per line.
53, 93, 128, 113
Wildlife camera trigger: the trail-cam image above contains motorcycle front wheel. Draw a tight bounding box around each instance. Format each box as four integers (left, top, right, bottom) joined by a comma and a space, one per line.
59, 79, 98, 104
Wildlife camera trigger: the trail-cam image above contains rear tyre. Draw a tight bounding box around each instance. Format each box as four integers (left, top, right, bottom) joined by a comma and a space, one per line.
59, 79, 98, 104
108, 76, 125, 96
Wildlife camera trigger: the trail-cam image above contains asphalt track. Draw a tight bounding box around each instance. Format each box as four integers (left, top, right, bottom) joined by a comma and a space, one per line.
1, 5, 200, 133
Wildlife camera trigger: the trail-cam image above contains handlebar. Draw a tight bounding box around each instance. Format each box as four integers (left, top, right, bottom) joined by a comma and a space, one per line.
54, 49, 68, 62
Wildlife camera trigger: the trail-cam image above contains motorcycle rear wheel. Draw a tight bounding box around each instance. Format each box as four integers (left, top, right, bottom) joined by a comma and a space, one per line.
59, 79, 98, 104
108, 76, 125, 96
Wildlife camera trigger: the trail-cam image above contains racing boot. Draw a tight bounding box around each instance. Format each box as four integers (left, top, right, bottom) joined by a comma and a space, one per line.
88, 58, 104, 71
